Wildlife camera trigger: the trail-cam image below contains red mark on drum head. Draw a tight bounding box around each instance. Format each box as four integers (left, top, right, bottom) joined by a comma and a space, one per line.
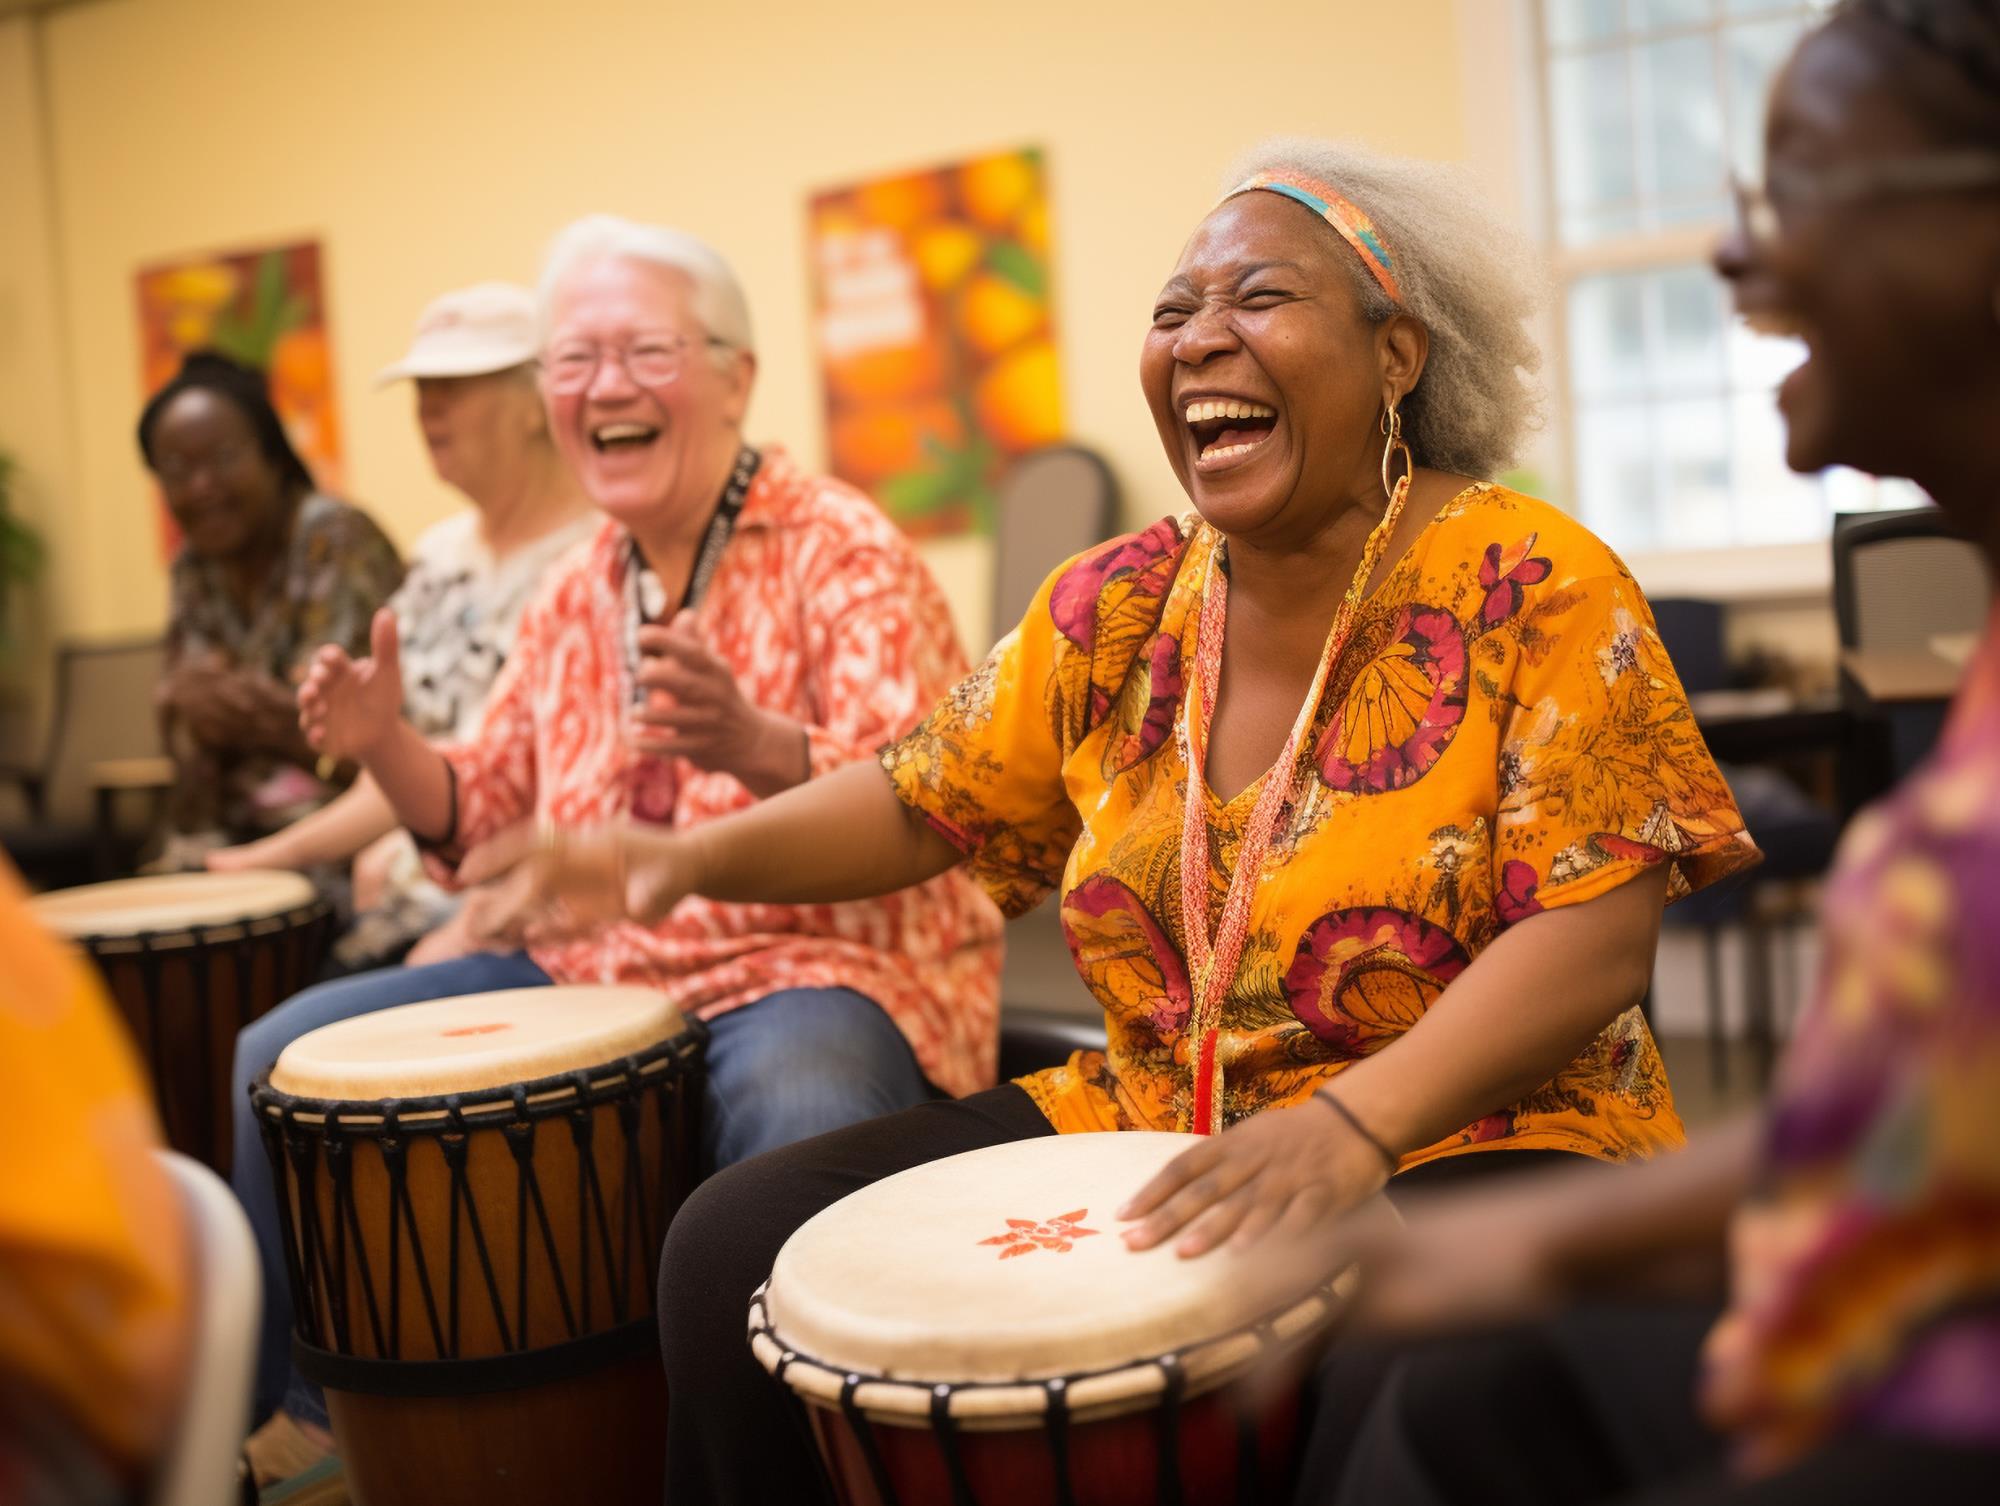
440, 1022, 512, 1037
978, 1209, 1098, 1258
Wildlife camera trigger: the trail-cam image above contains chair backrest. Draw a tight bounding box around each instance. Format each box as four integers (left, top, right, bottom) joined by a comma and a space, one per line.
1832, 508, 1990, 652
1646, 597, 1729, 695
991, 445, 1120, 648
150, 1150, 260, 1506
41, 637, 167, 828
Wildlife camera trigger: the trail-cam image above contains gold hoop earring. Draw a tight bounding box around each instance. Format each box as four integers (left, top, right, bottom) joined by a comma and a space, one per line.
1380, 400, 1413, 505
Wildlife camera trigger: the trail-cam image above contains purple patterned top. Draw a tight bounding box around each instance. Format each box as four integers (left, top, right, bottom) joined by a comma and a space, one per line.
1702, 605, 2000, 1468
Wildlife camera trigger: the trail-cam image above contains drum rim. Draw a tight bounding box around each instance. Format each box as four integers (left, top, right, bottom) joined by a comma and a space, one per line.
251, 1016, 708, 1137
49, 894, 334, 950
746, 1268, 1349, 1429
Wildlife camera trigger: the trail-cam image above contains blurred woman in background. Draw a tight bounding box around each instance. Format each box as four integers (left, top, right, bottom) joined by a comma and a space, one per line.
209, 283, 594, 972
141, 351, 402, 869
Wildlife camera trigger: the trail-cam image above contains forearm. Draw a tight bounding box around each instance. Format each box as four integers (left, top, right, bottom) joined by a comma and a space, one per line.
357, 722, 455, 844
680, 760, 961, 904
1335, 869, 1669, 1158
256, 774, 399, 866
738, 709, 811, 800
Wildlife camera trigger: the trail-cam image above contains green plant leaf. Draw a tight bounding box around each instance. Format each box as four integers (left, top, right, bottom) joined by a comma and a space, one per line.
985, 240, 1046, 299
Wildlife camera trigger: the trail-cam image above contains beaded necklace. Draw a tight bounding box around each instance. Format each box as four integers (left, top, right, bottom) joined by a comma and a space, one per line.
1175, 473, 1412, 1134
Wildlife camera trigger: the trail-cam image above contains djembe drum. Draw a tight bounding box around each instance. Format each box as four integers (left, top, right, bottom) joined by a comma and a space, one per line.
32, 869, 333, 1174
750, 1131, 1351, 1506
252, 986, 705, 1506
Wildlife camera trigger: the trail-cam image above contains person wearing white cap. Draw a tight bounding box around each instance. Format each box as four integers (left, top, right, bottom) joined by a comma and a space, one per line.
209, 283, 594, 979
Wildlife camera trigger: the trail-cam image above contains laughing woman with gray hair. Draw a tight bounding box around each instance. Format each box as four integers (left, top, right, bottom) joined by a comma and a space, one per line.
497, 140, 1757, 1501
228, 216, 1001, 1487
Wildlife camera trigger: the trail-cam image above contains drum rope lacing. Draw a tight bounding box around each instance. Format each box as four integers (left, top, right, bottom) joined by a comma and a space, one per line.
77, 897, 334, 1168
748, 1272, 1343, 1506
255, 1021, 705, 1396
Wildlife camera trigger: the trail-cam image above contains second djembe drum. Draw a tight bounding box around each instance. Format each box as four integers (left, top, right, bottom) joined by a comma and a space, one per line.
253, 985, 704, 1506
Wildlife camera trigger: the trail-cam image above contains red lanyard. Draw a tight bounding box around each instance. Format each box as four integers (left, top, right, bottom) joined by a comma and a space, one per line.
1175, 483, 1409, 1134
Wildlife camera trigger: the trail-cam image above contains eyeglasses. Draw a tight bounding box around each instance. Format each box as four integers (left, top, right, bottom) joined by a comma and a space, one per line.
152, 439, 255, 490
1730, 150, 2000, 247
539, 334, 730, 395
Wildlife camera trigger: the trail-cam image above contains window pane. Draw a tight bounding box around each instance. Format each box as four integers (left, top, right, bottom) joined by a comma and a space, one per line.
1638, 34, 1725, 202
1546, 0, 1626, 47
1654, 396, 1732, 548
1729, 392, 1825, 543
1576, 405, 1660, 550
1724, 18, 1804, 175
1656, 266, 1726, 396
1551, 49, 1636, 216
1568, 273, 1649, 401
1726, 318, 1804, 394
1631, 0, 1712, 30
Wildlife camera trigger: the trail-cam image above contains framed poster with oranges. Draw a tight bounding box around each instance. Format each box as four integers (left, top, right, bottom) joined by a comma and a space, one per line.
810, 147, 1063, 538
135, 239, 341, 556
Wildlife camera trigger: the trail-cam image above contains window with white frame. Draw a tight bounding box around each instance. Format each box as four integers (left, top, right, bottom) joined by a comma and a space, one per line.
1536, 0, 1919, 555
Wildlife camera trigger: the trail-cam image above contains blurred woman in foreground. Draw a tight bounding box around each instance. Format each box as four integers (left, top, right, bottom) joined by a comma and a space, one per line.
1321, 4, 2000, 1501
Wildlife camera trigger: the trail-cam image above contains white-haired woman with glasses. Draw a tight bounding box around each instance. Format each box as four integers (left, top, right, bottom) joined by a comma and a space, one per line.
228, 216, 1002, 1487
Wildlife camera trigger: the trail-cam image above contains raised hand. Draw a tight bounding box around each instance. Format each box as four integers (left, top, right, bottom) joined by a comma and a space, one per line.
629, 613, 806, 797
299, 608, 404, 765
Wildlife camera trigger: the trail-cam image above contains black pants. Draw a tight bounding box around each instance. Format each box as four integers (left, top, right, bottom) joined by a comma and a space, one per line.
1326, 1304, 2000, 1505
656, 1083, 1587, 1504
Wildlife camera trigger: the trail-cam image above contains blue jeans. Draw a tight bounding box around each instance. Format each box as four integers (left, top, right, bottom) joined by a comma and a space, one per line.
229, 952, 931, 1428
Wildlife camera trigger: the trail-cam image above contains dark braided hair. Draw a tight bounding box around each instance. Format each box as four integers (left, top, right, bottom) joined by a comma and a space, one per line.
136, 349, 316, 494
1838, 0, 2000, 141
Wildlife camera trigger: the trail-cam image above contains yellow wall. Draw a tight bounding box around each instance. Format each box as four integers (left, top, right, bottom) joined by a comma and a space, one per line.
7, 0, 1471, 661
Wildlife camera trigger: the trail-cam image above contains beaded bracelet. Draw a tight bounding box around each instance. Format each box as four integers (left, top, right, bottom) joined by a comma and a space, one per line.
1311, 1088, 1399, 1178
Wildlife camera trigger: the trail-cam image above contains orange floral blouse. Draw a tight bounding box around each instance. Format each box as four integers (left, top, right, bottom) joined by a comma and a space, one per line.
884, 484, 1760, 1166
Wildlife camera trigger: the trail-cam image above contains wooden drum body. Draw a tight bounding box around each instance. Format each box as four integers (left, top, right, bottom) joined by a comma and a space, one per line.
32, 870, 333, 1174
751, 1132, 1349, 1506
252, 987, 705, 1506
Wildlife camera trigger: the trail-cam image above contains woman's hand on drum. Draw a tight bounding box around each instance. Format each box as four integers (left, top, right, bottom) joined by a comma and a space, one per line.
298, 608, 404, 763
205, 831, 297, 874
459, 822, 696, 945
1118, 1095, 1396, 1259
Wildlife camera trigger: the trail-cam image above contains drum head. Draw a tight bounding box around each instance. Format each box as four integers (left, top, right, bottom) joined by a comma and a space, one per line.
31, 870, 318, 937
762, 1132, 1345, 1401
268, 985, 684, 1100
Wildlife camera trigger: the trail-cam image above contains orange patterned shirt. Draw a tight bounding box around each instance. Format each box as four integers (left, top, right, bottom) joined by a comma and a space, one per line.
428, 448, 1004, 1097
885, 485, 1759, 1163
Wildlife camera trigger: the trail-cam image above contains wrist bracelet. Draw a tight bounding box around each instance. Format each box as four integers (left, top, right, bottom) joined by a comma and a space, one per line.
1312, 1088, 1399, 1178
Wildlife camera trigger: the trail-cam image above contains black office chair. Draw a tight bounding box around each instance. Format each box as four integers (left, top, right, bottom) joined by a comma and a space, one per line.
1650, 599, 1839, 1088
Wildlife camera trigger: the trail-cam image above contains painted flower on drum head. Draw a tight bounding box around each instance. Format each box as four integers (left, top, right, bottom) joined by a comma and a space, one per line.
979, 1209, 1100, 1258
1284, 906, 1470, 1056
1318, 605, 1467, 794
1478, 534, 1553, 628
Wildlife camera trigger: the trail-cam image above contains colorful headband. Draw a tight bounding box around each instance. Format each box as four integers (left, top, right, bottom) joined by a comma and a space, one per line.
1226, 170, 1402, 305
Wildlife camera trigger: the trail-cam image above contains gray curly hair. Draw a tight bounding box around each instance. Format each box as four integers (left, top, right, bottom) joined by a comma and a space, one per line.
1220, 138, 1548, 479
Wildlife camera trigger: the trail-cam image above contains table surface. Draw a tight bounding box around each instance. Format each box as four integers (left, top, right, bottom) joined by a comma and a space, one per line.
1841, 648, 1964, 704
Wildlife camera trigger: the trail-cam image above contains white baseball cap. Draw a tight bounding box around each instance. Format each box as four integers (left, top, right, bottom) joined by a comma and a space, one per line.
373, 281, 539, 385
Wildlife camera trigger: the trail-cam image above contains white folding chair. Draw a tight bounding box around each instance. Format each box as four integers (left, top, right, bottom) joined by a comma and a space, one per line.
150, 1150, 261, 1506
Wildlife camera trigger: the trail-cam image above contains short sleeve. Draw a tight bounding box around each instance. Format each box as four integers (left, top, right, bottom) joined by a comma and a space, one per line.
1492, 571, 1759, 918
287, 502, 404, 680
881, 563, 1082, 918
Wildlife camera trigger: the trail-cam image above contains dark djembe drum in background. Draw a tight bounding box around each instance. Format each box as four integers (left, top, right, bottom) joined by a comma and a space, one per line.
253, 985, 705, 1506
32, 869, 334, 1175
750, 1131, 1352, 1506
